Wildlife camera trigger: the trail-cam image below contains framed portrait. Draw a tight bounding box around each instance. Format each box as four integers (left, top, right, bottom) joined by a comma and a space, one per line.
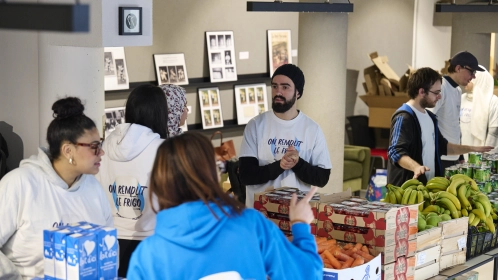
206, 31, 237, 83
104, 47, 129, 91
198, 87, 224, 129
104, 107, 126, 139
119, 7, 142, 35
234, 83, 269, 125
268, 30, 292, 77
153, 53, 189, 85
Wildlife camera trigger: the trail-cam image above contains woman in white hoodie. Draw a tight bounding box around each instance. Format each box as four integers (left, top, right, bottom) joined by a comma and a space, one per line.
97, 84, 187, 276
460, 66, 498, 157
0, 97, 113, 279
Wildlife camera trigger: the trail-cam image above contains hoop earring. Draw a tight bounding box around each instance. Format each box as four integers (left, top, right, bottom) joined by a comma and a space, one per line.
69, 157, 74, 165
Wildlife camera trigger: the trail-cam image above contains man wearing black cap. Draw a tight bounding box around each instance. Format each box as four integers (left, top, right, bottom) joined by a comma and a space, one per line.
239, 64, 332, 207
428, 51, 485, 169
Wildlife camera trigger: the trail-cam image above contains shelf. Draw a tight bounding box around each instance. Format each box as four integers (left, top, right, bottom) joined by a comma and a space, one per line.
246, 1, 354, 13
105, 73, 272, 94
435, 3, 498, 13
187, 119, 246, 132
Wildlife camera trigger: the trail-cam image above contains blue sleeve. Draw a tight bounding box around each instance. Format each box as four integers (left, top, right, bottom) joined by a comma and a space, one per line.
254, 212, 323, 280
388, 114, 413, 166
126, 250, 145, 280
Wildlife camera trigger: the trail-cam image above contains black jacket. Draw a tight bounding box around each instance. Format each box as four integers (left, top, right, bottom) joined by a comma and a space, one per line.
387, 103, 448, 186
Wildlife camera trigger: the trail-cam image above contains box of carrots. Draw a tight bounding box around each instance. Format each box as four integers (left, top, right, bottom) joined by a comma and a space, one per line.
314, 236, 382, 279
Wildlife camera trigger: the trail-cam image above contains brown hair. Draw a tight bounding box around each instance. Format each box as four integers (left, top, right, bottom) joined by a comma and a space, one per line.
149, 131, 244, 217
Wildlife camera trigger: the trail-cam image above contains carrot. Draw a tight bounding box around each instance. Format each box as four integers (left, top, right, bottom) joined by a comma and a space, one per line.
341, 256, 355, 269
324, 263, 333, 268
356, 250, 374, 262
361, 245, 370, 254
315, 237, 328, 245
331, 247, 352, 262
343, 243, 353, 250
318, 243, 336, 254
323, 250, 342, 269
353, 243, 363, 252
351, 256, 364, 268
351, 253, 364, 260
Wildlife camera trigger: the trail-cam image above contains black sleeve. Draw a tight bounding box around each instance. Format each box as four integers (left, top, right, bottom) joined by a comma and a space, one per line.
291, 158, 331, 187
239, 156, 285, 185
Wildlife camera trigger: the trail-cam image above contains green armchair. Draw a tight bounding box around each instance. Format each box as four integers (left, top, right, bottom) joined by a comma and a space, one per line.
343, 145, 371, 192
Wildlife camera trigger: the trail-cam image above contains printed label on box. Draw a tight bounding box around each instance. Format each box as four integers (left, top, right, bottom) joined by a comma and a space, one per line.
66, 233, 98, 280
96, 227, 118, 280
43, 228, 59, 280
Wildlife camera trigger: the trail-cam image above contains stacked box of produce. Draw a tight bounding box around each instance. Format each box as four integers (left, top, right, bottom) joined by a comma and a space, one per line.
438, 218, 468, 272
253, 187, 324, 235
414, 227, 442, 280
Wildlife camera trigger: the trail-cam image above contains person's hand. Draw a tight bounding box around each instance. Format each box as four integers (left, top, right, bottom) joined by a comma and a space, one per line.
280, 146, 299, 170
289, 187, 318, 225
474, 146, 494, 153
413, 166, 429, 179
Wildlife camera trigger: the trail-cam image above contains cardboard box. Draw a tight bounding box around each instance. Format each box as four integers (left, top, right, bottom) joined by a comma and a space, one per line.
359, 95, 410, 128
316, 220, 417, 247
414, 261, 440, 280
254, 187, 324, 219
382, 255, 416, 280
439, 251, 466, 272
317, 195, 418, 229
416, 227, 442, 252
415, 245, 440, 270
323, 253, 382, 280
372, 238, 417, 264
438, 217, 468, 239
440, 234, 467, 256
267, 218, 317, 235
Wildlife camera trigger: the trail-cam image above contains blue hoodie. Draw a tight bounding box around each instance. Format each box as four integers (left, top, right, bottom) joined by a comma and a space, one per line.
126, 201, 322, 280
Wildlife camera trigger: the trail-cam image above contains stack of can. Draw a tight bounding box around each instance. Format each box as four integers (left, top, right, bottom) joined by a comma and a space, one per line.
444, 152, 498, 194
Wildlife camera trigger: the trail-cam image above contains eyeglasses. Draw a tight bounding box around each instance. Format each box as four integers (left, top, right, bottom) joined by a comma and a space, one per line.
75, 138, 103, 155
427, 90, 441, 96
463, 66, 476, 76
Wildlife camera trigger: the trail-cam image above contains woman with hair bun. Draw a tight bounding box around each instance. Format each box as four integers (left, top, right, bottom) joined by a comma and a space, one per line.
0, 97, 113, 279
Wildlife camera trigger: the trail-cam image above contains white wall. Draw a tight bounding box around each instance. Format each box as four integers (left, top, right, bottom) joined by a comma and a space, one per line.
412, 0, 451, 70
347, 0, 415, 116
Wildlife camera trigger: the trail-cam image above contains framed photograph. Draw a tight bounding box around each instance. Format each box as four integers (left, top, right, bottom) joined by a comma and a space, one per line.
153, 53, 189, 85
104, 107, 126, 139
268, 30, 292, 77
104, 47, 129, 91
119, 7, 142, 35
234, 83, 269, 125
198, 87, 224, 129
206, 31, 237, 83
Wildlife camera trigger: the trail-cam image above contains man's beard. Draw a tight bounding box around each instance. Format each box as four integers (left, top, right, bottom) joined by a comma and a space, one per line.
420, 95, 436, 109
272, 91, 297, 113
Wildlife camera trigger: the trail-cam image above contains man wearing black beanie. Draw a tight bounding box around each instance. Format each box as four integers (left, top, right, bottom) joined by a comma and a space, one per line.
239, 64, 332, 207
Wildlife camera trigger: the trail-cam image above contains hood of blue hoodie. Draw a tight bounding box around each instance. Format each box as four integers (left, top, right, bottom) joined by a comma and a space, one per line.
104, 123, 161, 162
154, 201, 232, 249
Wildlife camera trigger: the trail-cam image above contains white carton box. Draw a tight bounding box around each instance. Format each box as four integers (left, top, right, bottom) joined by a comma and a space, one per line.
53, 229, 75, 280
66, 232, 98, 279
323, 253, 381, 279
95, 227, 118, 280
43, 228, 60, 280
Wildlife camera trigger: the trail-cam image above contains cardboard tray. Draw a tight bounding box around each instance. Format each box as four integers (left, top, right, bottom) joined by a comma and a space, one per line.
323, 253, 382, 280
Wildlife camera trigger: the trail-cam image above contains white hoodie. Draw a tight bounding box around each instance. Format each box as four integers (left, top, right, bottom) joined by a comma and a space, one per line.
0, 148, 113, 279
96, 123, 164, 240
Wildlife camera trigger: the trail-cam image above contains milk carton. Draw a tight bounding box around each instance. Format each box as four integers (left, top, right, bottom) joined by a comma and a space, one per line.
53, 229, 74, 280
43, 228, 60, 280
66, 232, 98, 279
96, 227, 118, 280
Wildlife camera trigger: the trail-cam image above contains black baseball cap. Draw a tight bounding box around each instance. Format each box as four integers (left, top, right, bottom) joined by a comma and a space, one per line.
450, 51, 485, 72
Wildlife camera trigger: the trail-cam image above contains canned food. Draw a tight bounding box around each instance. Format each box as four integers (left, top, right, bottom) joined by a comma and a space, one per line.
474, 168, 486, 183
469, 152, 483, 165
459, 164, 473, 178
484, 181, 493, 194
445, 167, 458, 179
493, 159, 498, 174
476, 182, 485, 193
482, 165, 492, 182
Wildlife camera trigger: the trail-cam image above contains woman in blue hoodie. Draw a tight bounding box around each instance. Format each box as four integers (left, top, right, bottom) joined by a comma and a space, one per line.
127, 132, 323, 280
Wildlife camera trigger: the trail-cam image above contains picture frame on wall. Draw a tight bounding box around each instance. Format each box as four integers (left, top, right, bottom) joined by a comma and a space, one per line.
267, 30, 292, 77
234, 83, 268, 125
153, 53, 189, 85
104, 107, 126, 139
104, 47, 130, 91
198, 87, 224, 129
206, 31, 237, 83
119, 7, 142, 35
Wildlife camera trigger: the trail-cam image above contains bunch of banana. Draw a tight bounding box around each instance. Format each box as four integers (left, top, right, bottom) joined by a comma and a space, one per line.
384, 184, 404, 204
468, 193, 496, 233
392, 179, 427, 210
426, 177, 450, 193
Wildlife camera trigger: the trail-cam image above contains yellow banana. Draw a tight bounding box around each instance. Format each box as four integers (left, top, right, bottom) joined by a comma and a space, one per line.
473, 194, 492, 217
437, 191, 461, 210
401, 179, 422, 190
408, 190, 418, 205
390, 186, 402, 204
417, 191, 424, 211
422, 205, 439, 214
401, 188, 413, 205
472, 209, 487, 221
446, 178, 465, 196
471, 216, 481, 226
426, 183, 448, 193
491, 211, 498, 220
461, 208, 468, 217
473, 201, 486, 216
389, 191, 397, 205
457, 184, 472, 210
468, 213, 475, 224
428, 176, 450, 186
485, 216, 496, 233
384, 192, 391, 203
436, 197, 459, 219
422, 189, 430, 199
451, 174, 478, 191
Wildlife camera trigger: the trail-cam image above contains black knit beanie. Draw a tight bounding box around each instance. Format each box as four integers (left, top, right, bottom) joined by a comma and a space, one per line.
271, 64, 305, 99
